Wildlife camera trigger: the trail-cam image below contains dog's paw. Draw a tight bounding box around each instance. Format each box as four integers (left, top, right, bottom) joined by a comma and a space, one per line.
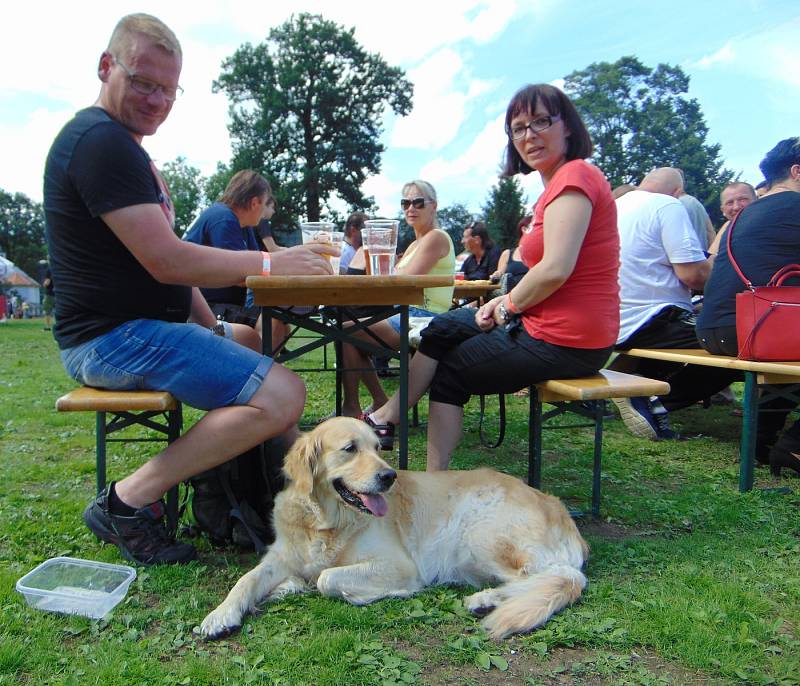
200, 607, 242, 641
464, 590, 497, 617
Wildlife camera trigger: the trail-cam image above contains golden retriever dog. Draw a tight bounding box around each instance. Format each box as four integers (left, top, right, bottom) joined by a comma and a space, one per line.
200, 417, 588, 640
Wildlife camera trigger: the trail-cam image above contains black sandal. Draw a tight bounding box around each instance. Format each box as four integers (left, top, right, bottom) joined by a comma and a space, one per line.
359, 413, 395, 451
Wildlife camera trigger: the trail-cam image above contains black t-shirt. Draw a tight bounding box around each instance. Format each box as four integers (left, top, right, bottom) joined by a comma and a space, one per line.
44, 107, 191, 349
461, 245, 501, 280
697, 191, 800, 330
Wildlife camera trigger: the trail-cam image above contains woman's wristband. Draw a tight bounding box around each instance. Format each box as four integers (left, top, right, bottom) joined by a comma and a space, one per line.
261, 251, 271, 277
505, 292, 521, 315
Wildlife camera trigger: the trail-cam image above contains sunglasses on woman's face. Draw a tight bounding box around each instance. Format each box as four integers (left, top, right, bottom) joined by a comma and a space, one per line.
401, 197, 428, 210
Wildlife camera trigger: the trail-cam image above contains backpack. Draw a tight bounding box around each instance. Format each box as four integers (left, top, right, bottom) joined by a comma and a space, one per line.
187, 437, 287, 553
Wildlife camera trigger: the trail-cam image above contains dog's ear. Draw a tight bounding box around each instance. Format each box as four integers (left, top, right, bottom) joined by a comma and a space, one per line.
282, 432, 321, 496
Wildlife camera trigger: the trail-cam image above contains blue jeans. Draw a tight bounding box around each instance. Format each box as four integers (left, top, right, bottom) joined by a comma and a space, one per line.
60, 319, 272, 410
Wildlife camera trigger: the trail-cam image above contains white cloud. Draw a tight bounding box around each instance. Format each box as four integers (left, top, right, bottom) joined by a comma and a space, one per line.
693, 42, 736, 69
0, 107, 76, 201
417, 113, 507, 207
689, 19, 800, 90
390, 48, 497, 151
363, 173, 404, 218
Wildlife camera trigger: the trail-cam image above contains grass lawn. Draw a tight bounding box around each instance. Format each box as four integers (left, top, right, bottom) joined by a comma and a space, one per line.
1, 318, 798, 685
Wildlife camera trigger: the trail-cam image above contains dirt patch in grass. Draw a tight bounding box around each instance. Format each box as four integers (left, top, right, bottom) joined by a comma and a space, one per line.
401, 642, 724, 685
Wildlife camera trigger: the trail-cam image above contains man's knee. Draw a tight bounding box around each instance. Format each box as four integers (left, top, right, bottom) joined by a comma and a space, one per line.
250, 364, 306, 431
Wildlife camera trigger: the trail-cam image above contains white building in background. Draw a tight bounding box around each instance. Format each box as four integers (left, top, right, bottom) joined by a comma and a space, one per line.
1, 254, 41, 314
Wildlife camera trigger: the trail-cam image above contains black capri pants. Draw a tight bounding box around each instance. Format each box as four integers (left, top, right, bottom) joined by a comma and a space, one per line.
417, 308, 612, 407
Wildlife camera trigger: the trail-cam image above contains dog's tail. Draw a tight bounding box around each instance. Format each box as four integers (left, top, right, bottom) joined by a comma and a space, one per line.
481, 565, 586, 639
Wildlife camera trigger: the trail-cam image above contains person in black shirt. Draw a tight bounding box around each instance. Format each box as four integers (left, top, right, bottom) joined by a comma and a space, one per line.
460, 221, 500, 280
698, 137, 800, 474
44, 13, 334, 565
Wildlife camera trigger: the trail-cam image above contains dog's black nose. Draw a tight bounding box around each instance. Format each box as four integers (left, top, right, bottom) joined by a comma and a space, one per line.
377, 469, 397, 490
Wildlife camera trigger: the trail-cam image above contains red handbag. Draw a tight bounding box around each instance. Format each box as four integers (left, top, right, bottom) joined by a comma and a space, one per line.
726, 211, 800, 361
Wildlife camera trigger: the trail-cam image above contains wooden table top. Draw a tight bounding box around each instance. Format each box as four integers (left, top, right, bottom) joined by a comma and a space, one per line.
453, 280, 496, 298
246, 274, 454, 306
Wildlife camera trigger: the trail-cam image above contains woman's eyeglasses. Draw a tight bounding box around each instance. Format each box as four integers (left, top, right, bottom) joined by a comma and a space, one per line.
508, 115, 560, 141
400, 197, 429, 210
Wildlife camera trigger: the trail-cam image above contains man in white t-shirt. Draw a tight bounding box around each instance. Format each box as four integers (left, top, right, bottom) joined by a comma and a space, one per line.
610, 167, 736, 439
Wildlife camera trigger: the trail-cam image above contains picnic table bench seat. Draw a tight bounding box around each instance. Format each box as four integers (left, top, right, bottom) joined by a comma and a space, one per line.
528, 370, 669, 518
56, 387, 183, 533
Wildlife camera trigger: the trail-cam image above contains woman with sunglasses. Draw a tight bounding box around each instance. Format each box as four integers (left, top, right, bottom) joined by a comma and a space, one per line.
363, 84, 619, 469
338, 180, 455, 418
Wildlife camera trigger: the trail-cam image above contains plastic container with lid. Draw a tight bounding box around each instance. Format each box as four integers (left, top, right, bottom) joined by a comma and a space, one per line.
16, 556, 136, 619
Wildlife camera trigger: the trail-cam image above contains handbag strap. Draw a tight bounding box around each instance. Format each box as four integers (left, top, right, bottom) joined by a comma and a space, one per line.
726, 205, 800, 289
724, 211, 751, 289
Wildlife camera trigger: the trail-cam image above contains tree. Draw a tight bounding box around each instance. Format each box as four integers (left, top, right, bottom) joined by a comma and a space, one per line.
160, 156, 205, 236
214, 13, 413, 226
482, 177, 526, 250
0, 189, 47, 278
563, 56, 733, 223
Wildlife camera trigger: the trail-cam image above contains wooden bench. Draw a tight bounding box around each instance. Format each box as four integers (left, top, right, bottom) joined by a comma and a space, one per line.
622, 348, 800, 492
56, 387, 183, 533
529, 370, 669, 518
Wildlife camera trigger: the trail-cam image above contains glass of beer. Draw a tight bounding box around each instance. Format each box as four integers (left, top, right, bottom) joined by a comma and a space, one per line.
300, 222, 343, 274
361, 220, 398, 276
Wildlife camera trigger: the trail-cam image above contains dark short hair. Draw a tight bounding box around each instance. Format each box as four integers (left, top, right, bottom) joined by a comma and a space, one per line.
345, 211, 367, 237
517, 214, 532, 239
465, 221, 493, 249
220, 170, 271, 210
755, 180, 769, 191
501, 84, 593, 177
759, 137, 800, 184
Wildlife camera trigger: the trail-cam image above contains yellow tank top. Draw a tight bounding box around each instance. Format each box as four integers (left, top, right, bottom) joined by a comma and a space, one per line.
395, 230, 455, 313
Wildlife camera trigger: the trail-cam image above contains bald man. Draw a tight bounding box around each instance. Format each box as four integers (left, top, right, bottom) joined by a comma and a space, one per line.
609, 167, 736, 440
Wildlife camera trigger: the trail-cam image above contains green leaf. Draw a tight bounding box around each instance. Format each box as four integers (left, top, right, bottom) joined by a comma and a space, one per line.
489, 655, 509, 671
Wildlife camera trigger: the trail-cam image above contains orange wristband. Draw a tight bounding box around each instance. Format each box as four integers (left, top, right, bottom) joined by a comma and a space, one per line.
505, 292, 521, 314
261, 251, 271, 276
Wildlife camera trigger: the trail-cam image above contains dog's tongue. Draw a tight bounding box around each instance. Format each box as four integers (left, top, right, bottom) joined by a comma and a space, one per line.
358, 493, 388, 517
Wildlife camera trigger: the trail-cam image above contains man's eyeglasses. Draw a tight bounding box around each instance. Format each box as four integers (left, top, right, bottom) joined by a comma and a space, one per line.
508, 115, 560, 141
113, 56, 183, 101
400, 197, 429, 210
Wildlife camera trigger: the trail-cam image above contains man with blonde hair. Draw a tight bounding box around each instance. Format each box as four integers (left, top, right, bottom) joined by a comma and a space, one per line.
44, 14, 334, 565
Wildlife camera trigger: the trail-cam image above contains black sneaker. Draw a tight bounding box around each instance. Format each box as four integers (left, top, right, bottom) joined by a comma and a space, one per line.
83, 484, 197, 566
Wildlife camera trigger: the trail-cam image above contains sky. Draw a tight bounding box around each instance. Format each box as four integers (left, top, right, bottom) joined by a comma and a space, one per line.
1, 0, 797, 220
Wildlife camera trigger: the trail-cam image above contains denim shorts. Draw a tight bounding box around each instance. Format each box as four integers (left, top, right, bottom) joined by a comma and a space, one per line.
387, 307, 437, 333
60, 319, 273, 410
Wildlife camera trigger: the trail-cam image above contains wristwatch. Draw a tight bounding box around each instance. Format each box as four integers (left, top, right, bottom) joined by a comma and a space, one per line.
211, 322, 227, 337
497, 301, 511, 324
